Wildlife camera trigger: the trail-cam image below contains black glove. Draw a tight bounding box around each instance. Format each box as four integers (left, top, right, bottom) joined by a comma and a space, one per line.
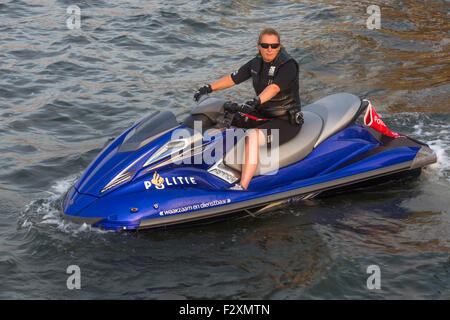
224, 97, 261, 114
239, 96, 261, 114
224, 101, 240, 113
224, 101, 254, 114
193, 84, 212, 102
238, 102, 256, 114
244, 96, 261, 108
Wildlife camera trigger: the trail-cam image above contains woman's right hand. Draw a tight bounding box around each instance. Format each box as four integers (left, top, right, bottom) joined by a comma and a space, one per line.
193, 84, 212, 102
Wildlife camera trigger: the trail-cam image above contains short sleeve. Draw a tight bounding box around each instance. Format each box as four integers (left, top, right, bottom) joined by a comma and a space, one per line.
230, 59, 253, 85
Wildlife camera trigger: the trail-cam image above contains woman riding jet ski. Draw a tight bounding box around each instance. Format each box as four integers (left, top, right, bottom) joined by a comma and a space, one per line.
61, 31, 437, 231
194, 27, 302, 190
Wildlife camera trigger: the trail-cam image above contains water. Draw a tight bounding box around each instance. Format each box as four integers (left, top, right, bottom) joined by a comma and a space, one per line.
0, 0, 449, 299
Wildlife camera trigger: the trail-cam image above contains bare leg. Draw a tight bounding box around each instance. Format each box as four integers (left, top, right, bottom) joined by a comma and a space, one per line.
240, 129, 266, 190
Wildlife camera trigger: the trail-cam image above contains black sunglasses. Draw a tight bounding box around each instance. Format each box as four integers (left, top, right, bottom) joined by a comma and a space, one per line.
259, 43, 280, 49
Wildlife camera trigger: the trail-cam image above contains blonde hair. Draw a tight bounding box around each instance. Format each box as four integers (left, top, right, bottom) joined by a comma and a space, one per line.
257, 27, 281, 45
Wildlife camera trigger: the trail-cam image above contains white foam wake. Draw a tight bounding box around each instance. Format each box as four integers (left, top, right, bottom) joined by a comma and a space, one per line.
21, 175, 111, 234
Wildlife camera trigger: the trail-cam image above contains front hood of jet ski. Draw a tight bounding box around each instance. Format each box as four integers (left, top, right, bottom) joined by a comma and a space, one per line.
74, 136, 160, 197
74, 111, 181, 197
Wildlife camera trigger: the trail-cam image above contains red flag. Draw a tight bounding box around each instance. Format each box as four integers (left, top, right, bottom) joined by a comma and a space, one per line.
363, 100, 403, 138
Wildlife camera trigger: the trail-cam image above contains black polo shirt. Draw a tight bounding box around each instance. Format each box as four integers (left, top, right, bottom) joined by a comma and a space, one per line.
231, 57, 298, 94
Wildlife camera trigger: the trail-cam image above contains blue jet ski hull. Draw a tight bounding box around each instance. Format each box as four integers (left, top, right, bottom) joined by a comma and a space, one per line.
61, 93, 437, 230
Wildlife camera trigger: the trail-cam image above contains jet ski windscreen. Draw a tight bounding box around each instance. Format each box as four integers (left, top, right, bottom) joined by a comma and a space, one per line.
118, 111, 179, 152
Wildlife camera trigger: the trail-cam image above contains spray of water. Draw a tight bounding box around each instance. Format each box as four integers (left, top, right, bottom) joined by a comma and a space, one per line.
21, 175, 111, 234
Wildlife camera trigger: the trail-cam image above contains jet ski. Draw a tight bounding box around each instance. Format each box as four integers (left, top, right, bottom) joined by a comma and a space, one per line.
61, 93, 437, 230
